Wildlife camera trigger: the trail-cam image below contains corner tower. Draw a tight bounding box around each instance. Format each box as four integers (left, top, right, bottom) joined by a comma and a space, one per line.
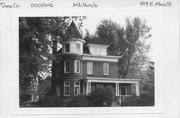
53, 21, 85, 97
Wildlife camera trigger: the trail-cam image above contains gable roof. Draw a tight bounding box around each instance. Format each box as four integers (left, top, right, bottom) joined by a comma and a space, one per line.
65, 21, 83, 39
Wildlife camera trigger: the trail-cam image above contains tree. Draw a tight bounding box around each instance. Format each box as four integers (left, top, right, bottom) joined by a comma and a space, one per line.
96, 18, 151, 78
141, 61, 154, 96
96, 19, 125, 54
19, 17, 86, 102
120, 17, 151, 78
87, 86, 115, 106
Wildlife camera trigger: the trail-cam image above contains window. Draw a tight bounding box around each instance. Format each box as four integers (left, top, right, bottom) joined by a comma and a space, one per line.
64, 60, 70, 73
94, 48, 97, 52
74, 82, 80, 95
65, 43, 70, 52
120, 86, 127, 96
64, 81, 70, 96
76, 43, 81, 53
87, 62, 93, 74
99, 48, 102, 53
103, 63, 109, 75
74, 60, 80, 73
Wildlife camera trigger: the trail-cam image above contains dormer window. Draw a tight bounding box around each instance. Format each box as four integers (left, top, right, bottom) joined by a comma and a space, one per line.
87, 44, 109, 56
65, 43, 70, 52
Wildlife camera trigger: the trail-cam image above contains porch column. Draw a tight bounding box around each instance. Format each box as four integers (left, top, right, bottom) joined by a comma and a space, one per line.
135, 82, 140, 96
83, 82, 85, 94
115, 82, 119, 96
86, 81, 91, 95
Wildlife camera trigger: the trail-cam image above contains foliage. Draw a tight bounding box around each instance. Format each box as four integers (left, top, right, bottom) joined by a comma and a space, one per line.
19, 94, 31, 104
121, 93, 154, 106
37, 95, 64, 107
96, 19, 125, 54
87, 86, 115, 107
95, 18, 151, 78
19, 17, 86, 99
66, 95, 91, 107
140, 61, 154, 101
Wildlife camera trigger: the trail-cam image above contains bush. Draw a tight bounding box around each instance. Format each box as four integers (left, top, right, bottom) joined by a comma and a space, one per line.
66, 95, 91, 107
87, 86, 115, 106
121, 93, 154, 106
37, 94, 64, 107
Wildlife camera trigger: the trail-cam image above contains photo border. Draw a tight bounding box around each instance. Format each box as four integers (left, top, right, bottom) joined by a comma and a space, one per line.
12, 8, 164, 115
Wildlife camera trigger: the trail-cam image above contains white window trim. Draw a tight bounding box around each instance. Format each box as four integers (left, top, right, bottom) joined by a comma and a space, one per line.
74, 82, 80, 96
87, 62, 93, 75
64, 60, 70, 73
103, 63, 109, 75
74, 60, 80, 73
64, 81, 70, 96
120, 86, 127, 96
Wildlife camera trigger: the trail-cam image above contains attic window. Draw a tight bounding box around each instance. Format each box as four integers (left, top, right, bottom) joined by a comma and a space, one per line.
65, 43, 70, 52
76, 43, 81, 53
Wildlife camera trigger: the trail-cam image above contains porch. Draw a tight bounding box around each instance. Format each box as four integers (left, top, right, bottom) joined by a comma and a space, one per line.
83, 77, 141, 98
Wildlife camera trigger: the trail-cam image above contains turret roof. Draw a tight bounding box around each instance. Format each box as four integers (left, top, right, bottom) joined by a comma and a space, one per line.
65, 21, 83, 39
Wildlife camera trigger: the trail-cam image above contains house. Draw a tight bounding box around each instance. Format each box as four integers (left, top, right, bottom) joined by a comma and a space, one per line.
51, 21, 140, 100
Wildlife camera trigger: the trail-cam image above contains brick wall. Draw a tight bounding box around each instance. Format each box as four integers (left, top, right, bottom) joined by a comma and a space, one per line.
82, 60, 118, 78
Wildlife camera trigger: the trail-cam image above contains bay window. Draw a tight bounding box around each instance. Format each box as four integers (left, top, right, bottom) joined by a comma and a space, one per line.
74, 82, 80, 95
64, 60, 70, 73
74, 60, 80, 73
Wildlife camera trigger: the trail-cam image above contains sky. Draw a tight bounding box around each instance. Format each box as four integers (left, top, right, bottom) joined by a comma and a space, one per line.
79, 8, 163, 61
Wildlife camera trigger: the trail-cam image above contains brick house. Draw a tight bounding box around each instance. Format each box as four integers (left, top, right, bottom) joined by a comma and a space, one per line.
51, 21, 140, 99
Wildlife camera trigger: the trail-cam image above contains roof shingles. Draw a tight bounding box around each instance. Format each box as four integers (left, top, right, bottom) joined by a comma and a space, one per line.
65, 21, 83, 39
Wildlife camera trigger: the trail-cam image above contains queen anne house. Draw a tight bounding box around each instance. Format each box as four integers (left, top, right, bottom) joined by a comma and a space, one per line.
51, 21, 140, 100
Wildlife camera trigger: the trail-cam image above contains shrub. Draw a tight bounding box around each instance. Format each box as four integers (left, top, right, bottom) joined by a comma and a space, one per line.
121, 93, 154, 106
37, 94, 64, 107
87, 86, 115, 106
67, 95, 91, 107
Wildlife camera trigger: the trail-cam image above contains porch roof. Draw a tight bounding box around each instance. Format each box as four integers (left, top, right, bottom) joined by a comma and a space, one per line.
85, 77, 141, 84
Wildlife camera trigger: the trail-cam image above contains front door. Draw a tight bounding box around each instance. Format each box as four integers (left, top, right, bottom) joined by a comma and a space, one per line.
120, 86, 127, 96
